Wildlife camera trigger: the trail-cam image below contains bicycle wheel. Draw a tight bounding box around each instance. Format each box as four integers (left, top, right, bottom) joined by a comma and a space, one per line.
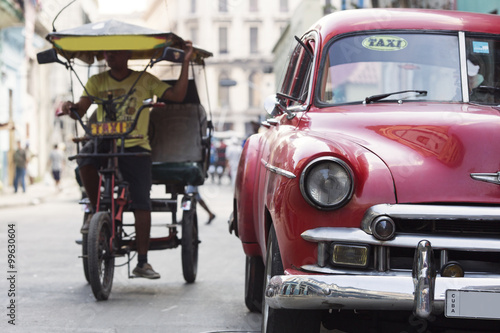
87, 212, 115, 300
81, 212, 90, 283
181, 199, 199, 283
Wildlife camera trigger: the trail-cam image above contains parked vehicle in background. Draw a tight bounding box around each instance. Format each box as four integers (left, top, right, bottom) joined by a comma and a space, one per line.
230, 8, 500, 333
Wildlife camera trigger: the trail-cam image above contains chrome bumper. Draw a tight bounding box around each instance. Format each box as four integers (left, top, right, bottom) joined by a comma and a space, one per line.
265, 240, 500, 318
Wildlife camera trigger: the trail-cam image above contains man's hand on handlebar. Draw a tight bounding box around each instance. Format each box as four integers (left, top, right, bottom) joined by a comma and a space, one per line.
61, 101, 78, 119
61, 97, 92, 120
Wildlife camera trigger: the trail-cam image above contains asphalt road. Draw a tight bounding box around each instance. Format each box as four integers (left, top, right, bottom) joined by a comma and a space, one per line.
0, 178, 261, 333
2, 176, 481, 333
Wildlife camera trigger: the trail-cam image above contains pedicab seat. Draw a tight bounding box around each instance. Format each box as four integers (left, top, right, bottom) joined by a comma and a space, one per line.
149, 101, 208, 186
151, 161, 205, 185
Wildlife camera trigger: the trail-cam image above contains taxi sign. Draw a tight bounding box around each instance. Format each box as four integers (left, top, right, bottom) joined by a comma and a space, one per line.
362, 35, 408, 51
91, 121, 131, 136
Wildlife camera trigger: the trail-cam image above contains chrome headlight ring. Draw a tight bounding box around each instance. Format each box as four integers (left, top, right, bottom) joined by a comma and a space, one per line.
299, 157, 354, 210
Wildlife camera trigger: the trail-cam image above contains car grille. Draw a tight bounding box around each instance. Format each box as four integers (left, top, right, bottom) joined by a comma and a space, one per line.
395, 219, 500, 235
301, 204, 500, 276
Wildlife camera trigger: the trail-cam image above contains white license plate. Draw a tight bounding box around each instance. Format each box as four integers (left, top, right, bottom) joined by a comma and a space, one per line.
446, 289, 500, 319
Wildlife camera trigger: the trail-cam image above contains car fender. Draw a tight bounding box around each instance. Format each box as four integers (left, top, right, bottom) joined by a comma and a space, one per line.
235, 132, 264, 255
262, 130, 396, 270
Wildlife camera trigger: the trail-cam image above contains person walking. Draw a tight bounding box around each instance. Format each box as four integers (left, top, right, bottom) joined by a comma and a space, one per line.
49, 144, 64, 190
186, 185, 216, 224
13, 141, 28, 193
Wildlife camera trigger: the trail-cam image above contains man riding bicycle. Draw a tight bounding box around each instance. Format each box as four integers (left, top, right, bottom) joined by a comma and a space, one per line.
61, 42, 194, 279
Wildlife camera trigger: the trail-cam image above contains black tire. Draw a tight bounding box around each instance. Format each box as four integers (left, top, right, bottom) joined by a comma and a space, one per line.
245, 255, 264, 313
181, 198, 199, 283
82, 212, 90, 283
87, 212, 114, 300
261, 225, 322, 333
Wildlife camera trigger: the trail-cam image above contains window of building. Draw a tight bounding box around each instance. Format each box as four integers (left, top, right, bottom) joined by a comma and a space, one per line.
190, 0, 196, 13
250, 27, 258, 54
250, 0, 258, 12
248, 72, 260, 107
190, 27, 198, 45
219, 72, 231, 108
280, 0, 288, 12
219, 27, 228, 54
219, 0, 228, 12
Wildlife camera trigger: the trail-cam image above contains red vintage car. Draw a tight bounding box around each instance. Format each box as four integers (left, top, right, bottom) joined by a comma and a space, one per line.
230, 8, 500, 333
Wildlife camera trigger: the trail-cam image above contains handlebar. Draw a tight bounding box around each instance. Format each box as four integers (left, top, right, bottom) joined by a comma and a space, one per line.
70, 102, 165, 138
67, 102, 165, 161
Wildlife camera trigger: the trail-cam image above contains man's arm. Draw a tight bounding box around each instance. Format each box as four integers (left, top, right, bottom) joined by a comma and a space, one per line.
161, 41, 194, 103
61, 96, 93, 119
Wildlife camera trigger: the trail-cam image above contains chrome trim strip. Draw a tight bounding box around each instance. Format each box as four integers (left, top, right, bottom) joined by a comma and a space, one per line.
261, 159, 296, 179
471, 172, 500, 185
301, 227, 500, 252
459, 31, 469, 103
265, 274, 500, 312
301, 265, 497, 277
360, 204, 500, 235
301, 264, 411, 276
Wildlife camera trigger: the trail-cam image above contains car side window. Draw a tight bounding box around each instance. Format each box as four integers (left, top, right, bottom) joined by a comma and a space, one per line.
466, 35, 500, 105
279, 37, 314, 107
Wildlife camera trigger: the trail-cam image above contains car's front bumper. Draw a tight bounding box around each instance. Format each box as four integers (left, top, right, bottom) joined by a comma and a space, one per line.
265, 240, 500, 319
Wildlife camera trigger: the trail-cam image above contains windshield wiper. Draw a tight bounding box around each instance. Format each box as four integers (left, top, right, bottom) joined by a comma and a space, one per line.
364, 90, 427, 104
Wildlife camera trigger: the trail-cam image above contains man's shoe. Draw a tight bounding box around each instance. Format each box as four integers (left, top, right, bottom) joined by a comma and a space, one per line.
80, 213, 93, 234
133, 263, 161, 279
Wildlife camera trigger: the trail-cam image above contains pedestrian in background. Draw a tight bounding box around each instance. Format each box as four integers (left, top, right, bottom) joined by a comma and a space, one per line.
25, 142, 37, 184
13, 141, 28, 193
186, 185, 216, 224
49, 144, 64, 190
215, 140, 227, 185
226, 137, 242, 190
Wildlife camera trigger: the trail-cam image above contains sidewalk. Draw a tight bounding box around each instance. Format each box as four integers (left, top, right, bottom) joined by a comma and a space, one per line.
0, 176, 81, 209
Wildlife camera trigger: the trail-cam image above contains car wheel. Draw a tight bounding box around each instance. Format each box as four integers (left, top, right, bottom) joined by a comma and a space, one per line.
261, 225, 322, 333
245, 255, 264, 312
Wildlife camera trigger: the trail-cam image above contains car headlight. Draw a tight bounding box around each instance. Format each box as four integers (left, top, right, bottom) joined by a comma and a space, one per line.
300, 157, 354, 210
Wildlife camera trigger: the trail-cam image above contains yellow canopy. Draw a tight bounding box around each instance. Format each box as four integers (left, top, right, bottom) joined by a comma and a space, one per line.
46, 20, 212, 64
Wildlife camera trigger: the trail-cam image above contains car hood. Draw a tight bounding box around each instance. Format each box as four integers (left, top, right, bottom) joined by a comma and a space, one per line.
306, 103, 500, 204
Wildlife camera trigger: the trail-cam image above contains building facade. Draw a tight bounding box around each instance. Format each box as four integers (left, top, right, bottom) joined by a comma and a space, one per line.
0, 0, 97, 191
141, 0, 302, 137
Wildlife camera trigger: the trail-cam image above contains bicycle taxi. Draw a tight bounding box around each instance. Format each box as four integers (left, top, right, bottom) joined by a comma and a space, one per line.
37, 20, 213, 300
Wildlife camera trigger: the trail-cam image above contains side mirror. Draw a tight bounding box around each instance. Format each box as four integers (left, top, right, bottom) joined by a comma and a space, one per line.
36, 48, 67, 67
152, 47, 185, 66
263, 94, 280, 117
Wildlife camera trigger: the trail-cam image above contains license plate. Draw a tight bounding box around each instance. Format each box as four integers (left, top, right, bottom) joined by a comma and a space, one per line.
446, 289, 500, 319
90, 121, 130, 136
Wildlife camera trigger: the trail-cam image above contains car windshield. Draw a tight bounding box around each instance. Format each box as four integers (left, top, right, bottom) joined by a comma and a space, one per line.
319, 33, 461, 105
466, 35, 500, 105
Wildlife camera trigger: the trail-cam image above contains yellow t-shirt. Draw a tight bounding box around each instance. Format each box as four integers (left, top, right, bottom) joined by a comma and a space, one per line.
83, 70, 170, 150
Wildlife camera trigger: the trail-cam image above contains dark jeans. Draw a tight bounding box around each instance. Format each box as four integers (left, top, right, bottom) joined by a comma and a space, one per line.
14, 167, 26, 193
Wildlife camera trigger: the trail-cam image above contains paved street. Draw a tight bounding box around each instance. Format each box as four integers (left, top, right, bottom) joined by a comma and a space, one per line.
0, 176, 261, 333
0, 176, 487, 333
